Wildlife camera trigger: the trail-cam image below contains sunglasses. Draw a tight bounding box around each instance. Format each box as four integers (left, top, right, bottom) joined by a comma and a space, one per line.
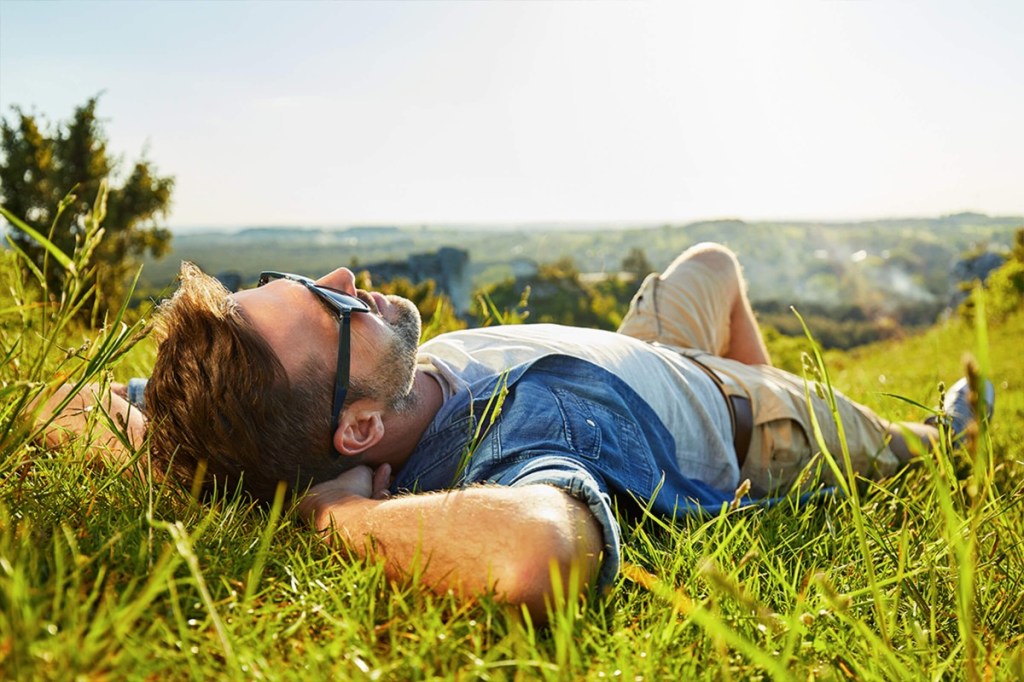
257, 272, 371, 447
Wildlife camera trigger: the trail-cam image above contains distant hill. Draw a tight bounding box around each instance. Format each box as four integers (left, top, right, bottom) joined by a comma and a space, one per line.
139, 215, 1022, 314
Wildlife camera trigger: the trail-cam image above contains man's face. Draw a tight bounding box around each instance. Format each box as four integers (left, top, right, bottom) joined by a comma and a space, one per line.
232, 267, 421, 411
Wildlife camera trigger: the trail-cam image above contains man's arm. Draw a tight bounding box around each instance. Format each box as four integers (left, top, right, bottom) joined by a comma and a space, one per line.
33, 383, 148, 469
297, 466, 604, 620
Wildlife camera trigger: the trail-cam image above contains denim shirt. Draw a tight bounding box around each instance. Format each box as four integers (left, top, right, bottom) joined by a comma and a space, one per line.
392, 354, 740, 589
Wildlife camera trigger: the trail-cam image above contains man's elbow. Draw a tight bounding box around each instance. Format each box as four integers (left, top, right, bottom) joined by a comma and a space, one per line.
497, 491, 604, 618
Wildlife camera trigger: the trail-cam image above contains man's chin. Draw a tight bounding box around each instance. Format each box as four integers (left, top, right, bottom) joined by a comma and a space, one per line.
386, 295, 422, 336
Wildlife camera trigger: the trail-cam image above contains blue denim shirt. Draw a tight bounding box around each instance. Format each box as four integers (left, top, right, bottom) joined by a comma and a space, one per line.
392, 354, 740, 589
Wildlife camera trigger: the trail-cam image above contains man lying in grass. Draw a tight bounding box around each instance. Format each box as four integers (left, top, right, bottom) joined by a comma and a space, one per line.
39, 242, 993, 619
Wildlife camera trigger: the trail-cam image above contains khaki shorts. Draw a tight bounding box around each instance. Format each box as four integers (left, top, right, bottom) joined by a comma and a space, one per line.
618, 244, 899, 496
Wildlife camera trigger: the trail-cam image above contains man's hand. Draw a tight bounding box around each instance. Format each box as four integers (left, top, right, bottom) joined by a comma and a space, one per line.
110, 382, 130, 401
31, 383, 147, 470
296, 464, 391, 532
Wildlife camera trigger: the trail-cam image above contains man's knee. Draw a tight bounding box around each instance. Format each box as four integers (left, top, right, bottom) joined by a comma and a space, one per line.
668, 243, 745, 301
681, 242, 742, 273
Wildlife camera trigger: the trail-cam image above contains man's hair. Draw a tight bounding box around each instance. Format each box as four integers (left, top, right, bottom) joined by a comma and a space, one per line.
145, 262, 346, 502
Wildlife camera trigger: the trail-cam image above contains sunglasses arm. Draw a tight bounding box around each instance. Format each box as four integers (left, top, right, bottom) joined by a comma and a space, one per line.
332, 310, 353, 430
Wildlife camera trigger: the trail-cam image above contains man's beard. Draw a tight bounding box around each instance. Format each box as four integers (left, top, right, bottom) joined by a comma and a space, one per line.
352, 295, 421, 413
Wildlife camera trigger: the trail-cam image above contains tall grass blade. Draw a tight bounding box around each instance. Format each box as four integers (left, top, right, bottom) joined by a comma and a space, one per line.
244, 480, 288, 604
791, 307, 895, 648
0, 204, 76, 274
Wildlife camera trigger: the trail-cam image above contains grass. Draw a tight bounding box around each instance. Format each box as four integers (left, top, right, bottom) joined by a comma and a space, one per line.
2, 198, 1023, 680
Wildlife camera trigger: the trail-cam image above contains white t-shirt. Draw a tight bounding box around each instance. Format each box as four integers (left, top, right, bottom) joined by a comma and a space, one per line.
417, 324, 738, 491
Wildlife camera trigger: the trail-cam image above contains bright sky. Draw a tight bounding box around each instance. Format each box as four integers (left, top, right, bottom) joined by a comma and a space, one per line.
1, 0, 1022, 229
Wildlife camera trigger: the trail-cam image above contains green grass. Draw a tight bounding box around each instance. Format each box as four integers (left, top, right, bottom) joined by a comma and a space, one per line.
2, 201, 1023, 679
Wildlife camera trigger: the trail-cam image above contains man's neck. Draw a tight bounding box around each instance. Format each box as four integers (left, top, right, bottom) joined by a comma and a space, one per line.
368, 370, 443, 471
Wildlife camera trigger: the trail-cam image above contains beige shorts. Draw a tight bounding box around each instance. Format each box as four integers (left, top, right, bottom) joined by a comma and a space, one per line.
618, 243, 899, 496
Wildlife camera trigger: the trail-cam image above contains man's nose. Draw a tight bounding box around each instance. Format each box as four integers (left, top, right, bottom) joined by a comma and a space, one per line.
315, 267, 357, 294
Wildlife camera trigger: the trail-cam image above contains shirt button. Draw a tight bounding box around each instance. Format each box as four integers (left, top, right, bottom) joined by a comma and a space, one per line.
586, 419, 596, 427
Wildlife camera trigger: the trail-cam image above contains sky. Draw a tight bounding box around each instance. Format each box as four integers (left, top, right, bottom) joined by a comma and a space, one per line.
1, 0, 1022, 230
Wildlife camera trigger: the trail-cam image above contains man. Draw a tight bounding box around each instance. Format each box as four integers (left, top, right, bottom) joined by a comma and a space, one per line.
40, 243, 993, 619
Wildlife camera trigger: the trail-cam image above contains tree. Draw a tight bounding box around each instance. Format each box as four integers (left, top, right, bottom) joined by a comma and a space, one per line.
621, 247, 653, 279
956, 228, 1024, 324
980, 228, 1024, 321
355, 271, 467, 338
1, 97, 174, 319
477, 256, 631, 330
1012, 226, 1024, 263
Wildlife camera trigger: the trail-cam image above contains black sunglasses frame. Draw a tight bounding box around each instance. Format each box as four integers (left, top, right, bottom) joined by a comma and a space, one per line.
258, 272, 371, 452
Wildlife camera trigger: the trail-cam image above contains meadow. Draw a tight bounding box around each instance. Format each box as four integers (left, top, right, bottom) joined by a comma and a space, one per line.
1, 210, 1022, 680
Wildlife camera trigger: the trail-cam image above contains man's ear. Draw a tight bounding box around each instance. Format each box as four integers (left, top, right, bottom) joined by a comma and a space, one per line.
333, 402, 385, 457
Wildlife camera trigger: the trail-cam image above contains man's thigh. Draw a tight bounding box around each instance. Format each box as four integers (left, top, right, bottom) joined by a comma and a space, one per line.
738, 374, 902, 496
618, 243, 741, 353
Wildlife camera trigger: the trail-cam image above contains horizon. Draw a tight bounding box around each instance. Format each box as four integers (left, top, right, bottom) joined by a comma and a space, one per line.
166, 211, 1024, 236
2, 1, 1023, 227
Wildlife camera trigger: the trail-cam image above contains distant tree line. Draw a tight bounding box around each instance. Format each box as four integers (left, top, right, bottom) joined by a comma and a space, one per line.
753, 299, 946, 350
470, 246, 962, 350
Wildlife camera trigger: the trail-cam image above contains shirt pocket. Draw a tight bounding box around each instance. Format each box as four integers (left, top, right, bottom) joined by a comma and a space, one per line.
551, 387, 658, 494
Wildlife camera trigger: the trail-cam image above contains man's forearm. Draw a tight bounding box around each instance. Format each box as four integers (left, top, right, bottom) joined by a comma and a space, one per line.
33, 383, 147, 468
303, 482, 604, 619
